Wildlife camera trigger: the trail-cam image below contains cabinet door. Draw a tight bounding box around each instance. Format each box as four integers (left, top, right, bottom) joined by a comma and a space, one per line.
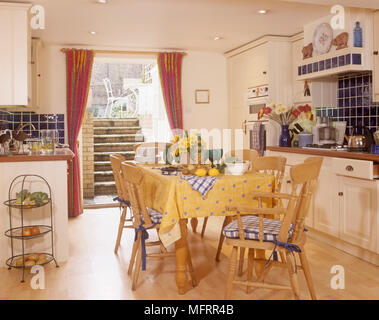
0, 5, 30, 106
313, 159, 339, 236
338, 177, 377, 252
373, 11, 379, 102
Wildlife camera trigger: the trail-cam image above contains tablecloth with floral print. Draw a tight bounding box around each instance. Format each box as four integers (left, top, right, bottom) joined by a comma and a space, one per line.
137, 165, 276, 247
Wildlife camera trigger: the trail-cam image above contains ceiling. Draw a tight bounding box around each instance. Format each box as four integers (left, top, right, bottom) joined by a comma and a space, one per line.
2, 0, 378, 53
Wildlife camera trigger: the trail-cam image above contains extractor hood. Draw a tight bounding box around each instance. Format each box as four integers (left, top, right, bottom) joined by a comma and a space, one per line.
297, 8, 373, 81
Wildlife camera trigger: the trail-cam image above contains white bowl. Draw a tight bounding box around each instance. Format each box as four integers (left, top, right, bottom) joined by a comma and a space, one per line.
225, 161, 250, 175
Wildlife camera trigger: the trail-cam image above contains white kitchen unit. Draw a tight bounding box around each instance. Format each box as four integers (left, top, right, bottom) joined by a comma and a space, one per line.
0, 150, 74, 266
0, 2, 31, 107
226, 36, 293, 148
267, 149, 379, 265
373, 10, 379, 102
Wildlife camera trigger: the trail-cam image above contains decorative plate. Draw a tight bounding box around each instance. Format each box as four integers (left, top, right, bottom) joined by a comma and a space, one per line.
312, 23, 333, 55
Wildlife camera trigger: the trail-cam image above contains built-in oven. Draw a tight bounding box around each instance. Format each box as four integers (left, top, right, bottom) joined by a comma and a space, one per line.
244, 97, 280, 151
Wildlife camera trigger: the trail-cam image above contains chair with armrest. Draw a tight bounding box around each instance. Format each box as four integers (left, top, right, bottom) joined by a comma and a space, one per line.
223, 157, 323, 299
200, 149, 260, 239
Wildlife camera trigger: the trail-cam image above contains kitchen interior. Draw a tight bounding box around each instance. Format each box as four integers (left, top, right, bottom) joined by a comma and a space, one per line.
0, 0, 379, 300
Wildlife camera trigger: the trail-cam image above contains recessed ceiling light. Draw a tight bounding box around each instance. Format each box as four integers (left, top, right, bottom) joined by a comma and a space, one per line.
89, 31, 97, 35
96, 0, 108, 3
214, 36, 222, 41
258, 9, 268, 14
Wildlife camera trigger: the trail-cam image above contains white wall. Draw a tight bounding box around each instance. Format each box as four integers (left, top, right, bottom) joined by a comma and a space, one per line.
182, 51, 229, 131
37, 44, 229, 135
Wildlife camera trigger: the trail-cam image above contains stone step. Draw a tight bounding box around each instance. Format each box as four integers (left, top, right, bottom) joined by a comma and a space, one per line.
94, 171, 115, 182
94, 161, 112, 172
93, 126, 141, 135
94, 142, 136, 152
94, 134, 144, 144
93, 118, 139, 128
94, 181, 117, 196
94, 151, 135, 162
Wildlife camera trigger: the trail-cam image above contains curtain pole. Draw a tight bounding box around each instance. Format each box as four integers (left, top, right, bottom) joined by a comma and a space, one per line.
60, 48, 187, 56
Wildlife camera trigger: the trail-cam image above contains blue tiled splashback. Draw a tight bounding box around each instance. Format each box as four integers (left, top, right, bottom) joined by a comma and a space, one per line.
0, 111, 65, 144
316, 72, 379, 136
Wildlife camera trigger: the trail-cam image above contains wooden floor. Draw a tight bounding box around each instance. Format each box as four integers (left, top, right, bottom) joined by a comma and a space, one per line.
1, 207, 379, 300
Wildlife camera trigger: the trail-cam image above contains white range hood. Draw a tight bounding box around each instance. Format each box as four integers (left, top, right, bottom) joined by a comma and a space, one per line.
297, 8, 374, 81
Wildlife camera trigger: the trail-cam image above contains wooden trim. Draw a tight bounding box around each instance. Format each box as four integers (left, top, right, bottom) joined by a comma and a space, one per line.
267, 146, 379, 163
0, 148, 74, 163
60, 48, 187, 56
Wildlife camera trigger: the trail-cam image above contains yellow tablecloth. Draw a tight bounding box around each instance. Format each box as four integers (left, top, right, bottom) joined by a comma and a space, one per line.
138, 165, 276, 247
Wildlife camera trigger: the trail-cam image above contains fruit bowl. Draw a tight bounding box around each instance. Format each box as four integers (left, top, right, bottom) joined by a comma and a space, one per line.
225, 161, 250, 175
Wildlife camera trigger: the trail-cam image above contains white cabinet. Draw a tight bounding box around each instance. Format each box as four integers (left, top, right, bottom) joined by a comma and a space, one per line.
313, 158, 339, 236
0, 3, 31, 106
338, 176, 377, 252
373, 10, 379, 102
267, 150, 379, 254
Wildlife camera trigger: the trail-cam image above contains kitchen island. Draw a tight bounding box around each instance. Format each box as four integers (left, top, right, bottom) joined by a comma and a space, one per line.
267, 146, 379, 266
0, 149, 74, 266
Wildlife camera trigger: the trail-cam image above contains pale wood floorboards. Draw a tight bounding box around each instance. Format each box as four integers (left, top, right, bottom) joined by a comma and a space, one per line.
1, 208, 379, 300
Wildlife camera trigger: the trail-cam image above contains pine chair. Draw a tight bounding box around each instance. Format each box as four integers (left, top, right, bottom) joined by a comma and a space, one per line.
120, 162, 196, 290
223, 157, 323, 300
110, 154, 134, 254
215, 155, 287, 278
200, 149, 259, 239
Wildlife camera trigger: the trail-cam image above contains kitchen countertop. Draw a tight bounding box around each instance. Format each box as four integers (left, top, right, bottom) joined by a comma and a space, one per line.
0, 148, 74, 163
267, 146, 379, 162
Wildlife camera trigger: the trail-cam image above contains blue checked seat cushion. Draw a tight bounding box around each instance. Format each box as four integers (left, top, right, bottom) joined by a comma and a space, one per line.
223, 215, 293, 242
147, 208, 163, 224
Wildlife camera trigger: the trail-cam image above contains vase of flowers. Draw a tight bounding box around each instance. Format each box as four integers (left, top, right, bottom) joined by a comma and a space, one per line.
170, 132, 207, 164
258, 103, 296, 147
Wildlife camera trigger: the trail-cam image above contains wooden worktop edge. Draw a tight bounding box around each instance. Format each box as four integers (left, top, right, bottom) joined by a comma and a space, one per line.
267, 146, 379, 162
0, 149, 75, 163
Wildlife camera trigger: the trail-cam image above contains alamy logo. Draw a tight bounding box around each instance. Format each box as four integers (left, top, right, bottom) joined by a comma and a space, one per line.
330, 265, 345, 290
30, 265, 45, 290
330, 5, 345, 30
30, 5, 45, 30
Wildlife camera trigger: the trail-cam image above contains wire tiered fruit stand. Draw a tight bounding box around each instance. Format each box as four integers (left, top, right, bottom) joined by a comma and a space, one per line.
4, 174, 59, 282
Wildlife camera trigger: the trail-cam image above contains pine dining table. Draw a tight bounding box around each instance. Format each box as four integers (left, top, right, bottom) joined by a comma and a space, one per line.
136, 164, 276, 295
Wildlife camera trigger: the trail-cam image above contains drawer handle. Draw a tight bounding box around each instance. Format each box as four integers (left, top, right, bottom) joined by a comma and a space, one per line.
345, 165, 354, 172
338, 192, 344, 196
287, 180, 291, 184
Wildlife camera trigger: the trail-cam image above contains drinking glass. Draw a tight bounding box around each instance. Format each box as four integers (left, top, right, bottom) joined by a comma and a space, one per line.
40, 130, 58, 154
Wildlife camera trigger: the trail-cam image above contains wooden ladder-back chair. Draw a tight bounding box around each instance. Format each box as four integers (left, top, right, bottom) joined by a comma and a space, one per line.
223, 157, 323, 300
110, 154, 134, 254
200, 149, 259, 239
120, 162, 196, 290
215, 155, 287, 275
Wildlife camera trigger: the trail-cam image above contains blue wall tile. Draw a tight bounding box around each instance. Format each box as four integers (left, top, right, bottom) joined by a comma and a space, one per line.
317, 72, 379, 134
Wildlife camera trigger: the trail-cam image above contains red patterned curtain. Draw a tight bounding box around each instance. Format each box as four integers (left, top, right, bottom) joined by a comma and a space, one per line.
157, 52, 184, 131
65, 49, 95, 217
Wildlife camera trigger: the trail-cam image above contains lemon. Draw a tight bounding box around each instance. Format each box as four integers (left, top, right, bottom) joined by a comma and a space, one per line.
208, 168, 220, 177
195, 168, 207, 177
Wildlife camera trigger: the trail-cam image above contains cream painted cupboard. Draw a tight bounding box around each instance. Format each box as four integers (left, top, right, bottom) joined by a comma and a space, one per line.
373, 10, 379, 102
267, 150, 379, 259
0, 2, 31, 106
226, 36, 293, 148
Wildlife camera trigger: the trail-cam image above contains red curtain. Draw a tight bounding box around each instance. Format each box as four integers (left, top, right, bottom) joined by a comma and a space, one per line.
157, 52, 184, 131
65, 49, 94, 217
